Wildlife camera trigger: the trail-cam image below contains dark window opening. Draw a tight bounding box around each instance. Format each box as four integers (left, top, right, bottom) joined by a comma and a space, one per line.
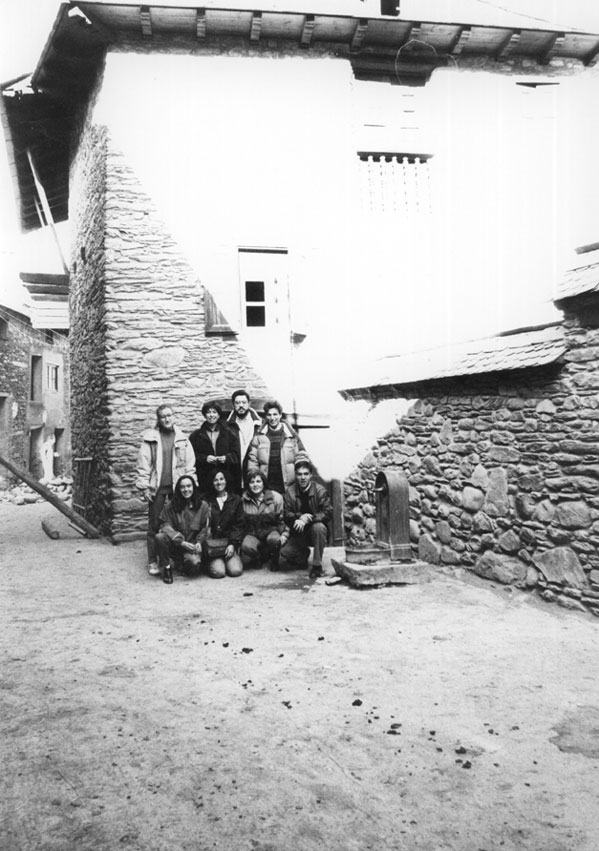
245, 281, 265, 302
30, 355, 42, 401
246, 306, 266, 327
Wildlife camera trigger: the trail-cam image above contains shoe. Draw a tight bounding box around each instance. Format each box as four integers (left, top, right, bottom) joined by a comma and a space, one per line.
163, 565, 173, 584
148, 562, 160, 577
309, 566, 323, 579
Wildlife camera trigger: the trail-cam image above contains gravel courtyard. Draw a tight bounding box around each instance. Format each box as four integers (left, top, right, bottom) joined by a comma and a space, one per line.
2, 501, 599, 851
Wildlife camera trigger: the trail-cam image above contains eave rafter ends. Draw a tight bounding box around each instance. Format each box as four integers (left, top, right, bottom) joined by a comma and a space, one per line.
250, 11, 262, 43
496, 29, 521, 60
196, 7, 207, 39
450, 26, 471, 56
351, 19, 369, 52
300, 14, 315, 48
140, 5, 152, 38
540, 32, 565, 64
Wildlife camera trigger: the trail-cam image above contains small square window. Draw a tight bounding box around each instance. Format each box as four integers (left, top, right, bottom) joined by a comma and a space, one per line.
245, 281, 265, 302
246, 306, 266, 327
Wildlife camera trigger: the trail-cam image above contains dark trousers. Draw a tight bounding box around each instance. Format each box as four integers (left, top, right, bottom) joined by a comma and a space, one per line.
155, 532, 202, 576
280, 522, 327, 569
146, 487, 172, 563
240, 531, 281, 567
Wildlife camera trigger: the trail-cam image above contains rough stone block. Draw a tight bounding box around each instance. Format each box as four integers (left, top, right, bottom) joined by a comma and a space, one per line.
473, 550, 529, 587
533, 546, 586, 589
331, 558, 434, 587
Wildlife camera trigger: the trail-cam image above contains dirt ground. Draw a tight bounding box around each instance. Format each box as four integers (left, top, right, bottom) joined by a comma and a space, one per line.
2, 502, 599, 851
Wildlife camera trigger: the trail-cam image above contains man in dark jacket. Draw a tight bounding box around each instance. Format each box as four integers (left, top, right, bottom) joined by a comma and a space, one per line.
225, 389, 262, 492
280, 454, 332, 579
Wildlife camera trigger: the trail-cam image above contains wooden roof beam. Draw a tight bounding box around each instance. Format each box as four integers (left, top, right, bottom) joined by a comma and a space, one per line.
351, 19, 369, 52
449, 25, 471, 57
584, 38, 599, 65
539, 32, 565, 64
496, 29, 521, 60
250, 11, 262, 43
196, 8, 207, 39
400, 22, 421, 48
140, 6, 152, 38
300, 14, 315, 48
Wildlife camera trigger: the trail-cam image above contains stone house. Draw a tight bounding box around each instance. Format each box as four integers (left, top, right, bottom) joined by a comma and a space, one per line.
0, 299, 71, 487
341, 249, 599, 616
2, 2, 599, 539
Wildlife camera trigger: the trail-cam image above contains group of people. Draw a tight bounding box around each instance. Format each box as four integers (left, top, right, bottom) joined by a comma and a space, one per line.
135, 390, 333, 584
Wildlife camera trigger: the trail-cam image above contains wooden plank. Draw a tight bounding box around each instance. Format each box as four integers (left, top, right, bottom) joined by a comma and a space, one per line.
140, 6, 152, 38
539, 32, 564, 64
351, 19, 369, 51
584, 38, 599, 65
0, 452, 101, 539
496, 29, 521, 60
196, 7, 207, 39
250, 11, 262, 42
300, 14, 315, 48
449, 25, 471, 56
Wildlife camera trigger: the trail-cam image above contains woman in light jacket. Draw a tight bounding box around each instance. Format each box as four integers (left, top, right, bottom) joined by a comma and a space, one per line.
246, 400, 305, 495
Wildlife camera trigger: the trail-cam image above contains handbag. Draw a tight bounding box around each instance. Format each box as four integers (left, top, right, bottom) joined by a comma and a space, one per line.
206, 538, 229, 559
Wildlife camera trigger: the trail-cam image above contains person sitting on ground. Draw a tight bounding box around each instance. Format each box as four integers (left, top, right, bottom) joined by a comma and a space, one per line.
155, 475, 210, 584
280, 454, 333, 579
205, 470, 244, 579
240, 470, 289, 571
225, 389, 262, 492
247, 399, 305, 496
189, 401, 239, 499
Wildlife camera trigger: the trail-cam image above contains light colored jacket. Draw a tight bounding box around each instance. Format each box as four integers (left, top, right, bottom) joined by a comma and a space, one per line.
135, 426, 196, 498
247, 422, 304, 489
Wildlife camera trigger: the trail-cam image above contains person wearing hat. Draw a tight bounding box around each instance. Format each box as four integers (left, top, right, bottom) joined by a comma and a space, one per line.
189, 400, 239, 499
280, 454, 332, 579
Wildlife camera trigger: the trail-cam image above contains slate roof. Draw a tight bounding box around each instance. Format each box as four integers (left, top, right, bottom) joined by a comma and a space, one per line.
343, 323, 566, 395
556, 249, 599, 302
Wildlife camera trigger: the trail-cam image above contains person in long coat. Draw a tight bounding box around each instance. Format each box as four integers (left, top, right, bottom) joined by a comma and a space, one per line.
189, 400, 239, 498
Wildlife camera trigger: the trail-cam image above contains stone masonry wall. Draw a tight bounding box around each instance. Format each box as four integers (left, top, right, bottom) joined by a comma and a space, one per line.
70, 103, 111, 533
103, 142, 270, 541
345, 315, 599, 617
70, 88, 270, 539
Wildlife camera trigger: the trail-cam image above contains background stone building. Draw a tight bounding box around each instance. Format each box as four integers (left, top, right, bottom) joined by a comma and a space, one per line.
0, 300, 70, 487
342, 249, 599, 615
2, 2, 599, 538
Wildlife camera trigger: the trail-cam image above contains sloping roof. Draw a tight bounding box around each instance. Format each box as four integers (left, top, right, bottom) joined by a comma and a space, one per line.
556, 249, 599, 303
3, 2, 599, 231
342, 323, 566, 397
20, 272, 69, 330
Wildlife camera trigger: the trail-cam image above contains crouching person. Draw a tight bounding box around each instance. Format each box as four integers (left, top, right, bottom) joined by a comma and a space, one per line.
240, 470, 289, 571
155, 476, 209, 584
205, 471, 244, 578
280, 454, 332, 579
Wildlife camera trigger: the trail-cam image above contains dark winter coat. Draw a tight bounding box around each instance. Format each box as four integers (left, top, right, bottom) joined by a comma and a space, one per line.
189, 422, 239, 497
207, 493, 245, 547
283, 481, 333, 528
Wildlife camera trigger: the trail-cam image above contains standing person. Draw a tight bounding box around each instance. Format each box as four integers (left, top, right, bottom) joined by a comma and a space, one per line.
240, 470, 289, 571
155, 476, 210, 583
189, 401, 239, 498
136, 404, 196, 577
247, 400, 304, 495
280, 455, 332, 579
225, 389, 262, 492
205, 471, 244, 579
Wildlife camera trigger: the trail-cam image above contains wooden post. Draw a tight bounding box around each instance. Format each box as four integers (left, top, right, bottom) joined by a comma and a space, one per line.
0, 452, 102, 539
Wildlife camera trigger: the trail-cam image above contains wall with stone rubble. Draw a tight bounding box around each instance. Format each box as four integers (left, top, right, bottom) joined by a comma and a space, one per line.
345, 309, 599, 616
69, 72, 270, 540
0, 308, 70, 487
